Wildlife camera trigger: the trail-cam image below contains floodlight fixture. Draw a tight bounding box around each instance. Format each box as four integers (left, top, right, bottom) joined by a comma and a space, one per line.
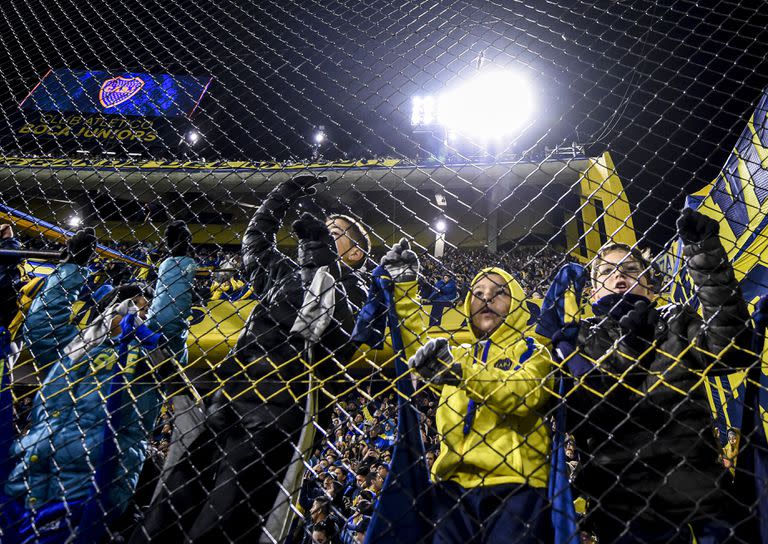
187, 130, 200, 145
410, 70, 534, 140
435, 219, 447, 233
67, 215, 82, 228
311, 125, 327, 159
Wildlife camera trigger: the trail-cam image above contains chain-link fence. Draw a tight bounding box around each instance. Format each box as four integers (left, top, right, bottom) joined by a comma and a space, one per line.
1, 0, 768, 542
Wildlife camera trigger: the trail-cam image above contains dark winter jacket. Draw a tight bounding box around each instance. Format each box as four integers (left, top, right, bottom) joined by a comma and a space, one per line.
210, 183, 360, 426
0, 236, 22, 328
428, 278, 458, 302
565, 237, 754, 531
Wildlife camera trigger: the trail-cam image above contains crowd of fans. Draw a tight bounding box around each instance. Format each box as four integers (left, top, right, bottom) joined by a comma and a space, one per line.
17, 230, 565, 307
291, 392, 439, 544
421, 246, 567, 300
3, 185, 756, 544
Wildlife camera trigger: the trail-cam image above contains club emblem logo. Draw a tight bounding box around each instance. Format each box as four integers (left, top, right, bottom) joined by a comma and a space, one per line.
98, 76, 145, 108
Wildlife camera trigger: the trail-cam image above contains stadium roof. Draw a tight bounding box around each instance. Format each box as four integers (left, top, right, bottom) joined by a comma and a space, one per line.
1, 154, 591, 200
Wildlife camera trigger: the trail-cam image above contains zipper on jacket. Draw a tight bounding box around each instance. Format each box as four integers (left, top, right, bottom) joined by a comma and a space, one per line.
462, 340, 492, 437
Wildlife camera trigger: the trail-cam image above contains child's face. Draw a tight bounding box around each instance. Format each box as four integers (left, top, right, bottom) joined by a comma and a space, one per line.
469, 273, 511, 338
591, 250, 653, 301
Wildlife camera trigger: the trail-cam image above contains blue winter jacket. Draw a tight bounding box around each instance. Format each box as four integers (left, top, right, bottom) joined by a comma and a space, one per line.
6, 256, 196, 513
428, 278, 458, 302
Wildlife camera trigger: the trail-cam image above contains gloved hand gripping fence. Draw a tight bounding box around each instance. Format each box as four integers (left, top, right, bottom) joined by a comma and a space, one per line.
408, 337, 461, 387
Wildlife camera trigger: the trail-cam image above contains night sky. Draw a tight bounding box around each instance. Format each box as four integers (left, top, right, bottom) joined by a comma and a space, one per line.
2, 0, 768, 247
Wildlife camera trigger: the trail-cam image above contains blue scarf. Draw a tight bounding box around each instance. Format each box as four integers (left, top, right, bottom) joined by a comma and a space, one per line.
351, 264, 391, 349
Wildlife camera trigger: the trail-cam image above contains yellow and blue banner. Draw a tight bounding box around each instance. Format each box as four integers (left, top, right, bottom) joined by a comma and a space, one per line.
0, 204, 149, 268
670, 86, 768, 540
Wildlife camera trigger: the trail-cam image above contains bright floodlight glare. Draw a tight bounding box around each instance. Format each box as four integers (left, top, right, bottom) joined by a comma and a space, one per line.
438, 71, 534, 138
314, 130, 326, 144
67, 215, 82, 228
435, 219, 447, 232
412, 95, 436, 126
187, 130, 200, 144
411, 96, 422, 125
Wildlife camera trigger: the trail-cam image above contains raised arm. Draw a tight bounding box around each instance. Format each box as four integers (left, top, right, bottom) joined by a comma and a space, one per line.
24, 229, 95, 367
677, 208, 754, 369
242, 176, 322, 297
383, 239, 429, 359
144, 221, 198, 366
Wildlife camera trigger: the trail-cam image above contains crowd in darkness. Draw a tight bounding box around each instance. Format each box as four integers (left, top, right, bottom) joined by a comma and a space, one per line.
421, 246, 567, 300
292, 392, 439, 544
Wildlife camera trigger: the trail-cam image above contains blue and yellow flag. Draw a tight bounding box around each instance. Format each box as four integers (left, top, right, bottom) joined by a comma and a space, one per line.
671, 86, 768, 541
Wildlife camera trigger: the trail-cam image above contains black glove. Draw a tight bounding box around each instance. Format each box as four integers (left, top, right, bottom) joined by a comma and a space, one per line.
380, 238, 419, 282
61, 227, 96, 266
293, 212, 332, 243
276, 175, 326, 201
165, 220, 194, 257
618, 299, 660, 353
408, 338, 461, 386
677, 208, 719, 245
293, 213, 336, 281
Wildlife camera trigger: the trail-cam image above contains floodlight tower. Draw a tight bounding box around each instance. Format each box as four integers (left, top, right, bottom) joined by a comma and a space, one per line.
434, 219, 447, 259
311, 125, 326, 160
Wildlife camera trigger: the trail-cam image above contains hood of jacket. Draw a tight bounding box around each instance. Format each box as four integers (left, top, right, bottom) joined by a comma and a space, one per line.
463, 267, 531, 343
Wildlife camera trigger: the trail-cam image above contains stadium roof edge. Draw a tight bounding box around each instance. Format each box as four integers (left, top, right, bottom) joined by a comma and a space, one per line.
1, 154, 593, 197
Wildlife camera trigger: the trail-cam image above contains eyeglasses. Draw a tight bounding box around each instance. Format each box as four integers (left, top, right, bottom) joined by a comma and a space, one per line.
594, 260, 646, 279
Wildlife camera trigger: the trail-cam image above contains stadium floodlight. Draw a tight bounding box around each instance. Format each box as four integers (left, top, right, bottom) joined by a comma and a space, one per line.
311, 125, 326, 159
186, 130, 200, 145
67, 215, 82, 228
410, 70, 534, 140
434, 219, 447, 258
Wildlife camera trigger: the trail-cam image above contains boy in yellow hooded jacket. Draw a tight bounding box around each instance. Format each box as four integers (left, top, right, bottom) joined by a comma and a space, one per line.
380, 239, 554, 543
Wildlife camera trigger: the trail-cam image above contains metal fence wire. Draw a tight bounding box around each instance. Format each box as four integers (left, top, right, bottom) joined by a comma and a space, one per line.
1, 0, 768, 542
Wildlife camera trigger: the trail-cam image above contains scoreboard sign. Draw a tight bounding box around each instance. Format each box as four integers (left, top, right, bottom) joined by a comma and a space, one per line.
21, 69, 211, 118
13, 69, 211, 149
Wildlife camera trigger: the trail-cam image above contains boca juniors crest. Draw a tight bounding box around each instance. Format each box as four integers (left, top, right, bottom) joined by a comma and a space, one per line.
98, 76, 145, 108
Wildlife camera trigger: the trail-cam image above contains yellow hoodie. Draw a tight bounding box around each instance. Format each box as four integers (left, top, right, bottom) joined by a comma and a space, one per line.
394, 267, 553, 489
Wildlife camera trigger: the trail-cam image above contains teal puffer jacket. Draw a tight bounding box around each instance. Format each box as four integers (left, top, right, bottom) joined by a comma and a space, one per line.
6, 256, 196, 513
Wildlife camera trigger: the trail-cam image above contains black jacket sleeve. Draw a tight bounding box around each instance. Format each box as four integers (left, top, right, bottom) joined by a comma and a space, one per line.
683, 236, 754, 371
298, 230, 357, 394
241, 183, 301, 298
0, 237, 21, 266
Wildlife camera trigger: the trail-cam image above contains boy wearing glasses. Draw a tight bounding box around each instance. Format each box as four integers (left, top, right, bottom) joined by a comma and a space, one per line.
551, 209, 754, 542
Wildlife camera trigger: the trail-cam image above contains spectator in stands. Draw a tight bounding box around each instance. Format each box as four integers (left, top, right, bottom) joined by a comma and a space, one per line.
136, 177, 359, 542
306, 496, 341, 544
311, 518, 339, 544
5, 223, 196, 542
381, 239, 554, 543
549, 209, 755, 542
326, 213, 372, 311
425, 450, 437, 472
209, 257, 251, 300
341, 499, 371, 544
429, 274, 458, 303
0, 223, 22, 332
349, 515, 369, 544
426, 273, 458, 326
